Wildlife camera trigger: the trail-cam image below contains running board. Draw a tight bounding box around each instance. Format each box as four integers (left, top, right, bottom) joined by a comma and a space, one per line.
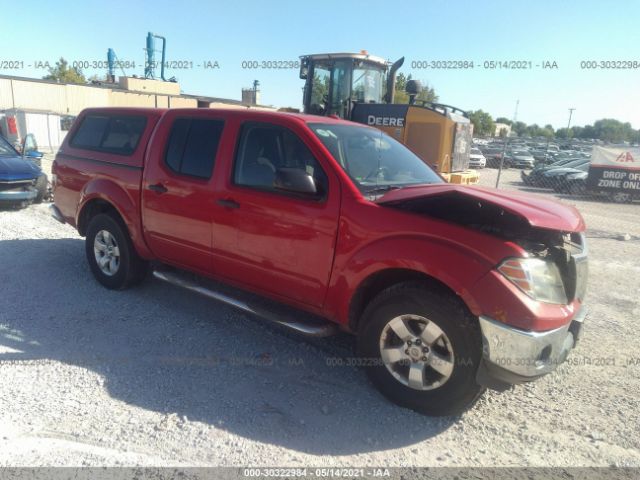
152, 269, 338, 337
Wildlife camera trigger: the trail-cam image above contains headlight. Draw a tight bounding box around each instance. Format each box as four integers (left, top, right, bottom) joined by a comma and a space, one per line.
565, 173, 583, 180
498, 258, 567, 304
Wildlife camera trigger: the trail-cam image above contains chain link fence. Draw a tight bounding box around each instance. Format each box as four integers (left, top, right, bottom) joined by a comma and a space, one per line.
472, 140, 640, 239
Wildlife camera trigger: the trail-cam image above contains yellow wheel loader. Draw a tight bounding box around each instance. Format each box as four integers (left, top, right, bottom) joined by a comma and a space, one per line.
299, 52, 478, 184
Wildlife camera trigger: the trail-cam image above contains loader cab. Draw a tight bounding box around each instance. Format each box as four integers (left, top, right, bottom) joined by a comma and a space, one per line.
300, 53, 394, 119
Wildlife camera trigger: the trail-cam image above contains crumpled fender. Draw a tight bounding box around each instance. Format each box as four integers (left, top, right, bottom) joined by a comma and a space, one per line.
324, 234, 504, 325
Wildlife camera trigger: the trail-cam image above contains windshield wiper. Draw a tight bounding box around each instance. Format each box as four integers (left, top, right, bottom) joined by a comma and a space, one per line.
363, 185, 402, 196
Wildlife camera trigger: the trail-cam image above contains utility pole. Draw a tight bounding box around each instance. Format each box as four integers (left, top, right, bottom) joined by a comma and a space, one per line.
567, 108, 575, 129
496, 99, 519, 188
567, 108, 576, 140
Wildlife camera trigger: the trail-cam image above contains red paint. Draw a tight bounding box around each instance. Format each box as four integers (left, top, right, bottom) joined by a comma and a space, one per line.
53, 108, 586, 333
7, 116, 17, 135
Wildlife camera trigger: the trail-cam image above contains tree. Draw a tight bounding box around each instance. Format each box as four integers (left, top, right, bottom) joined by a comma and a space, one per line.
512, 121, 527, 137
495, 117, 512, 126
525, 123, 541, 137
43, 57, 86, 84
468, 110, 495, 137
571, 126, 584, 139
581, 125, 596, 139
393, 73, 438, 104
592, 119, 633, 143
540, 127, 554, 139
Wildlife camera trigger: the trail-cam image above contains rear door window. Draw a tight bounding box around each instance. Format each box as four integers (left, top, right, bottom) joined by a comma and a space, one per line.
164, 118, 225, 179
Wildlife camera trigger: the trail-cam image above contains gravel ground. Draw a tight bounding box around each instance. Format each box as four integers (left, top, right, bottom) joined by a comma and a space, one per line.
0, 167, 639, 467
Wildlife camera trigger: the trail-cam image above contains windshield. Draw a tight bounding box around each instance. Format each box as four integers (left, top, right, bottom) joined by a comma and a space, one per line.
471, 148, 482, 154
577, 162, 590, 171
352, 65, 385, 104
562, 158, 589, 168
0, 135, 18, 156
308, 59, 387, 117
309, 123, 443, 194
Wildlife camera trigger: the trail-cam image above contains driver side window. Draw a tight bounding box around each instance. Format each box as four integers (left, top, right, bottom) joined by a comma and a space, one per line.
233, 123, 328, 196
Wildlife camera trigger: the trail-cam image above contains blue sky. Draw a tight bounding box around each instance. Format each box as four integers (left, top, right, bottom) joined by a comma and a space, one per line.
3, 0, 639, 128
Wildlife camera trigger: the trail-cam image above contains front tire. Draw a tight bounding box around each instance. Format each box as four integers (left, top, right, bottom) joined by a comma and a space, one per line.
357, 282, 485, 416
34, 174, 48, 204
85, 213, 148, 290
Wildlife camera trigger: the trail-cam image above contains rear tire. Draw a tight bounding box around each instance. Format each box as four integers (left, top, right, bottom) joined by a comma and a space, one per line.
357, 282, 485, 416
85, 213, 148, 290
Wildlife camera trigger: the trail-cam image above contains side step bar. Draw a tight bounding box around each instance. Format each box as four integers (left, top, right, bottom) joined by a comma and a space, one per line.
152, 269, 338, 337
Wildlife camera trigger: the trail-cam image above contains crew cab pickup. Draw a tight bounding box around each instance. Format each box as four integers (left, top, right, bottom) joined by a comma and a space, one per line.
51, 107, 588, 415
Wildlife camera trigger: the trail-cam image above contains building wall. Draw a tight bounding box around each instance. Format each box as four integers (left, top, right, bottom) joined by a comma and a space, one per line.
494, 122, 512, 137
119, 76, 181, 96
205, 101, 273, 111
0, 77, 198, 115
0, 76, 270, 149
0, 110, 65, 151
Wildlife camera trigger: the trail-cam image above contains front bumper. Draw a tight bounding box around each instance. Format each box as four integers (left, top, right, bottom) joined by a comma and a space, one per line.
476, 306, 586, 390
0, 187, 37, 203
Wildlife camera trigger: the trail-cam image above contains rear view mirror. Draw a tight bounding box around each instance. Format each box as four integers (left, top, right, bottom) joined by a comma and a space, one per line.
274, 168, 317, 196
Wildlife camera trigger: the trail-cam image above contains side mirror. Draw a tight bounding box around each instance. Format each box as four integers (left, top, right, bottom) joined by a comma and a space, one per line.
274, 168, 317, 196
25, 150, 44, 159
22, 133, 42, 158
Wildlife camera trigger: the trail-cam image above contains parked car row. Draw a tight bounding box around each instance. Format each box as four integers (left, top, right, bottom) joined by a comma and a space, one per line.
521, 148, 640, 203
521, 157, 591, 189
474, 140, 592, 171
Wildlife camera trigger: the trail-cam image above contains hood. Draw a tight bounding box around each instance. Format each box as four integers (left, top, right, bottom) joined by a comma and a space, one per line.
543, 167, 584, 176
376, 183, 585, 232
0, 155, 42, 181
567, 171, 588, 179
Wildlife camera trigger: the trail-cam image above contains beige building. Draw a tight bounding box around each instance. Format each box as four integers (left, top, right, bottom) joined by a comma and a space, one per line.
0, 74, 274, 149
493, 122, 512, 137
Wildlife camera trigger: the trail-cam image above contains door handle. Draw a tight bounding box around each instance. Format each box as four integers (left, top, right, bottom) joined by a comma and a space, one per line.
216, 198, 240, 209
148, 183, 168, 194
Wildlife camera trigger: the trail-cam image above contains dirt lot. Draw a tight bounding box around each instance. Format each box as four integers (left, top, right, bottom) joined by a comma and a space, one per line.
0, 166, 639, 467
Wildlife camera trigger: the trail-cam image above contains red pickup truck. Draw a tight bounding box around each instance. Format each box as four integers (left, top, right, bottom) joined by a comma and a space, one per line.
50, 107, 587, 415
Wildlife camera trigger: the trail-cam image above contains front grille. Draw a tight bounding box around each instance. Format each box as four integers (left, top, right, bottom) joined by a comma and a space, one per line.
0, 180, 33, 192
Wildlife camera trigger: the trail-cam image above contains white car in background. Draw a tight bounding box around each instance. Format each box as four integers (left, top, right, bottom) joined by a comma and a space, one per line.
469, 147, 486, 168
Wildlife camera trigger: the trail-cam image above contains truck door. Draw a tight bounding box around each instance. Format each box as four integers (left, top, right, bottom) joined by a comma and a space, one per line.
211, 121, 340, 308
141, 113, 225, 274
